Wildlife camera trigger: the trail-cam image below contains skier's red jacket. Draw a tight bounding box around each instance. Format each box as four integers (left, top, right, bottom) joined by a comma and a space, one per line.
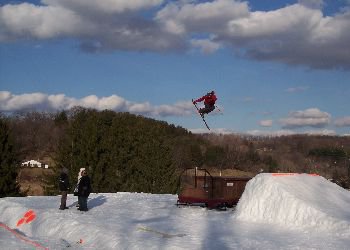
195, 93, 217, 106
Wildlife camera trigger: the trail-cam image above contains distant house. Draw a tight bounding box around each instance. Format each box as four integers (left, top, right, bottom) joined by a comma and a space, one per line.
21, 160, 49, 169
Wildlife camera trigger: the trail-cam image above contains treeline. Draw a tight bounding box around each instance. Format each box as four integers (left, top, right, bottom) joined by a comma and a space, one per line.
0, 115, 22, 197
1, 108, 350, 197
50, 107, 207, 194
203, 133, 350, 187
4, 109, 215, 196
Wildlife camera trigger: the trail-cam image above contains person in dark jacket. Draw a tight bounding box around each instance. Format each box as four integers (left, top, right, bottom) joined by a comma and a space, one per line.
59, 167, 70, 210
193, 91, 217, 117
74, 168, 86, 208
77, 169, 91, 211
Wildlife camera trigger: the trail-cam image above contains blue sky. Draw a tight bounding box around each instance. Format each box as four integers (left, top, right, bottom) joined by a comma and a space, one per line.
1, 0, 350, 135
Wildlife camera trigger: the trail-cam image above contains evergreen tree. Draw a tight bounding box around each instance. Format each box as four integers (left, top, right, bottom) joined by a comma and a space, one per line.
53, 108, 200, 194
0, 115, 22, 197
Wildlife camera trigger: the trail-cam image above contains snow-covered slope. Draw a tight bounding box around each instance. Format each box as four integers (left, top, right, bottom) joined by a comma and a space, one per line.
1, 173, 350, 249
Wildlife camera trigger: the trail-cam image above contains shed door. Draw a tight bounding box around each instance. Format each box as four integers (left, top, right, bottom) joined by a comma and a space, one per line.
224, 181, 237, 199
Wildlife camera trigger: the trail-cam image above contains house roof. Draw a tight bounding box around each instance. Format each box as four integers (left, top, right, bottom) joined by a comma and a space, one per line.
22, 160, 42, 165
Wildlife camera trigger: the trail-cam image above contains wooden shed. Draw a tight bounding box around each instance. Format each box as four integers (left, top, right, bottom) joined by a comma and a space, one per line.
177, 168, 251, 209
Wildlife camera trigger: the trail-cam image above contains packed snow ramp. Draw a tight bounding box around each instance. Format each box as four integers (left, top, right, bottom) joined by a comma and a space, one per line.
234, 173, 350, 234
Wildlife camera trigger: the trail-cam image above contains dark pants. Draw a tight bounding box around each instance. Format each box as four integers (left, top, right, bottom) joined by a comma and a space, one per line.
60, 191, 68, 209
78, 196, 88, 211
199, 103, 215, 115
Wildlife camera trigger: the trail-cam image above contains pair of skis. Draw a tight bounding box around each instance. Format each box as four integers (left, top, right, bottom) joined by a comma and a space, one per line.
192, 99, 210, 130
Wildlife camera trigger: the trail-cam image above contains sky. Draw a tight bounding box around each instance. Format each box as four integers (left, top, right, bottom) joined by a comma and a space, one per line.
1, 0, 350, 135
1, 173, 350, 249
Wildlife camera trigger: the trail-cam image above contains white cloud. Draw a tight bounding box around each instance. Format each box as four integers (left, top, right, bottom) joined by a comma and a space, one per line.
0, 91, 11, 102
0, 91, 193, 117
304, 129, 336, 136
279, 108, 331, 129
154, 101, 194, 116
0, 0, 183, 52
224, 2, 350, 69
42, 0, 163, 14
190, 127, 337, 137
334, 117, 350, 127
98, 95, 128, 110
285, 86, 309, 93
129, 102, 153, 114
0, 0, 350, 69
259, 120, 273, 127
226, 4, 322, 40
190, 127, 235, 134
190, 38, 222, 54
246, 128, 336, 136
47, 94, 75, 110
247, 129, 296, 137
0, 91, 48, 110
0, 3, 89, 40
156, 0, 249, 34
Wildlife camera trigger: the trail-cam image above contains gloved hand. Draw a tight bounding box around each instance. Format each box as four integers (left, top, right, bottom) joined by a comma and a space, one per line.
193, 101, 196, 104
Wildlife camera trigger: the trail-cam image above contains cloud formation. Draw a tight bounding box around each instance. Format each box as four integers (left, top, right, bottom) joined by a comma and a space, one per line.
0, 91, 193, 117
190, 38, 222, 54
334, 117, 350, 127
190, 127, 236, 134
1, 0, 350, 69
0, 0, 184, 52
279, 108, 331, 129
247, 128, 336, 136
259, 120, 273, 127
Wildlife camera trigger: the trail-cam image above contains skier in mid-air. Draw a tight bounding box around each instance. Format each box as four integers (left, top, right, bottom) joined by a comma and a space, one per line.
193, 91, 217, 117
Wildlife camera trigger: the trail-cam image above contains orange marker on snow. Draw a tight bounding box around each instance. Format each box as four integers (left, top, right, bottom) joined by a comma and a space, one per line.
271, 173, 296, 176
272, 173, 319, 176
25, 213, 36, 224
24, 210, 34, 218
16, 210, 37, 227
16, 218, 26, 227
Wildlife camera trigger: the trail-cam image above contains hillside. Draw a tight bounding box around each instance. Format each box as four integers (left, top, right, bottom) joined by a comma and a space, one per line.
17, 168, 53, 196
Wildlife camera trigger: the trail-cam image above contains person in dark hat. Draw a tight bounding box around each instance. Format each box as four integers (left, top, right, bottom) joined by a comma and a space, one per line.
59, 167, 70, 210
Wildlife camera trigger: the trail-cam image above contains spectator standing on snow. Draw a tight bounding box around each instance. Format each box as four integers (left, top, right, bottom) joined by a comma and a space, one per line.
77, 169, 91, 211
59, 167, 70, 210
74, 168, 85, 208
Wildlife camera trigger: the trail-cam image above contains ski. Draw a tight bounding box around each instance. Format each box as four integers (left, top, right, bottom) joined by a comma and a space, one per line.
192, 99, 210, 130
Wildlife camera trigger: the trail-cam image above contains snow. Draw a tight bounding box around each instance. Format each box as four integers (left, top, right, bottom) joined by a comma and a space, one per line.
1, 173, 350, 249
